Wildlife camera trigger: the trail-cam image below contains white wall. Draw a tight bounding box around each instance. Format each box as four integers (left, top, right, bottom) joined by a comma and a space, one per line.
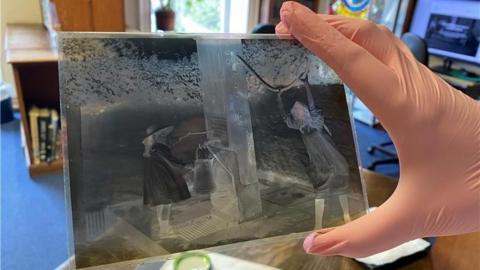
1, 0, 43, 92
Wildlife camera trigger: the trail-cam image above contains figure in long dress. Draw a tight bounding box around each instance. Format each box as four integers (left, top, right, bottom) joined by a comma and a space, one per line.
142, 125, 191, 236
285, 76, 352, 227
236, 55, 352, 228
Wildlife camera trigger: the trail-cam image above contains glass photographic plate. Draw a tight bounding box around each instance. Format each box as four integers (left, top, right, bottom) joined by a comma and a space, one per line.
59, 32, 368, 268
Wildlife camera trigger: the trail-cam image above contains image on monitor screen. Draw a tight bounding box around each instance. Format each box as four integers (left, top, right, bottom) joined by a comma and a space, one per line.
425, 14, 480, 56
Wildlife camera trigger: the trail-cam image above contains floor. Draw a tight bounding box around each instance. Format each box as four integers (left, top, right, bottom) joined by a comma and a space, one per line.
1, 116, 68, 270
354, 121, 399, 178
0, 115, 398, 270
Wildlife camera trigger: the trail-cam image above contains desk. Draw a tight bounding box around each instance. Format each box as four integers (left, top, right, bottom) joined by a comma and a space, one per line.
78, 169, 438, 270
429, 56, 480, 100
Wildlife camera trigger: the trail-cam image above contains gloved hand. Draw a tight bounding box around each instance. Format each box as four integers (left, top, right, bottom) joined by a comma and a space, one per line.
276, 1, 480, 258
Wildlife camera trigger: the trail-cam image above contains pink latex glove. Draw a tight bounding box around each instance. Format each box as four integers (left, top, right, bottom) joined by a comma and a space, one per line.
276, 1, 480, 258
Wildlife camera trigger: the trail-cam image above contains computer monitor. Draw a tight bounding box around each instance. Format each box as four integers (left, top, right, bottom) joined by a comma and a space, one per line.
410, 0, 480, 66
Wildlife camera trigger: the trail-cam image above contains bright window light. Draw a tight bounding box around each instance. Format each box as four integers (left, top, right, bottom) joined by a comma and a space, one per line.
150, 0, 252, 33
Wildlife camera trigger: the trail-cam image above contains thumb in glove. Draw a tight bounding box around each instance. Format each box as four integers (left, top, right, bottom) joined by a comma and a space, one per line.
276, 1, 480, 258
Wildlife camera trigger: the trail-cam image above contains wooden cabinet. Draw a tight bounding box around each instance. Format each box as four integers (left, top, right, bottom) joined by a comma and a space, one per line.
51, 0, 125, 31
5, 24, 62, 177
90, 0, 125, 31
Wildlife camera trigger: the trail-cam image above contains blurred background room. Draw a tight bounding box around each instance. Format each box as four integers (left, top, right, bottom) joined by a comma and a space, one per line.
1, 1, 479, 269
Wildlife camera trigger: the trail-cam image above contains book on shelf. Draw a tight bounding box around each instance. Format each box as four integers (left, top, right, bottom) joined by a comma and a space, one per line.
28, 106, 62, 165
47, 109, 59, 162
28, 106, 41, 164
38, 108, 50, 162
55, 129, 63, 161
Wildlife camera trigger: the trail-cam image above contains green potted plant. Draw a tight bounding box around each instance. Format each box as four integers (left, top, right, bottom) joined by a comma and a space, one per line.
155, 0, 175, 31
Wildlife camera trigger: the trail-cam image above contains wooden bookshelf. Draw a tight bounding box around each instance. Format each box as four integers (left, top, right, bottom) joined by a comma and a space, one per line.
5, 24, 62, 177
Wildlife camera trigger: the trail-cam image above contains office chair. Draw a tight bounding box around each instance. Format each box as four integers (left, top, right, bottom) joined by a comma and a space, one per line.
368, 32, 429, 170
251, 23, 276, 34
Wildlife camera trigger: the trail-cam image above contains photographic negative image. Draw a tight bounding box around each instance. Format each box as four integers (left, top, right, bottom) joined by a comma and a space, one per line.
425, 14, 480, 56
59, 34, 367, 268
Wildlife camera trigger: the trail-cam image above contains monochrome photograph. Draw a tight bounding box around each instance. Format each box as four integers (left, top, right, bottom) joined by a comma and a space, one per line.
425, 14, 480, 56
59, 34, 367, 268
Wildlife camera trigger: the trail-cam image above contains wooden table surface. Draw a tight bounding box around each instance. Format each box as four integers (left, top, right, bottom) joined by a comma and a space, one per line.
82, 169, 470, 270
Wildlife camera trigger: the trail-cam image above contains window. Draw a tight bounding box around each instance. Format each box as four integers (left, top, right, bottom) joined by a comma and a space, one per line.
150, 0, 256, 33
